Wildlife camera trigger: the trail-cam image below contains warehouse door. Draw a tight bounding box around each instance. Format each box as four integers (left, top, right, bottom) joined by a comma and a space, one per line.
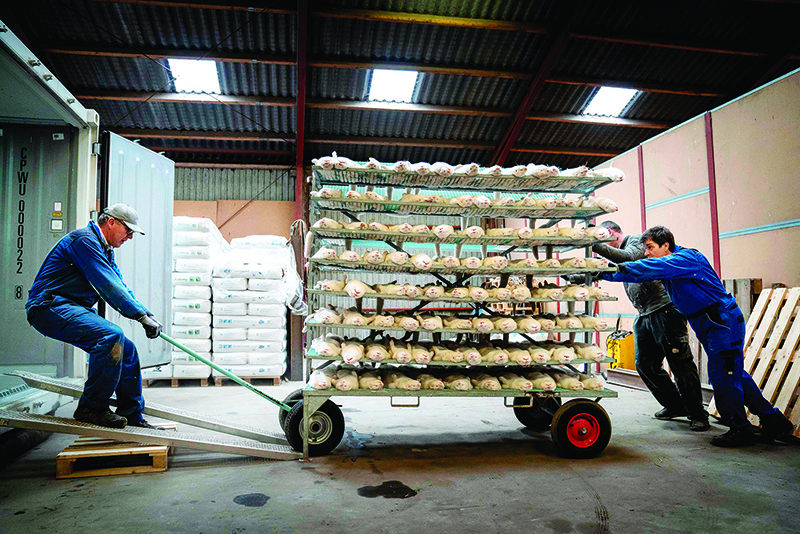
102, 132, 175, 368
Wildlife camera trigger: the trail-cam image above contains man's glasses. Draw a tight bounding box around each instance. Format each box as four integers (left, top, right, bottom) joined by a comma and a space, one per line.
115, 218, 134, 237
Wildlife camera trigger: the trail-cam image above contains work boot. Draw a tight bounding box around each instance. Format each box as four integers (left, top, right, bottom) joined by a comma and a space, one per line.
757, 412, 794, 443
690, 417, 711, 432
73, 406, 127, 429
710, 428, 756, 447
127, 418, 165, 431
654, 407, 689, 420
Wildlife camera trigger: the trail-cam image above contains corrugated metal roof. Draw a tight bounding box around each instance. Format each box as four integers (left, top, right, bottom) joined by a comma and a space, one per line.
309, 17, 545, 70
33, 0, 295, 52
307, 108, 503, 140
14, 0, 797, 171
90, 101, 296, 133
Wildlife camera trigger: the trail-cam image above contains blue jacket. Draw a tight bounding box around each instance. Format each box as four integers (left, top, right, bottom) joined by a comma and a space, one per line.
601, 245, 729, 317
26, 221, 149, 319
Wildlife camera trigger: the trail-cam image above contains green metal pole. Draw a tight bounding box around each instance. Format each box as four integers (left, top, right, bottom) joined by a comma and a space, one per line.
160, 332, 291, 412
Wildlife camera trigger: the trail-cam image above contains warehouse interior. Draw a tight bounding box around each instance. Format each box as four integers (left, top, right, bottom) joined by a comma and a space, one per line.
2, 1, 800, 532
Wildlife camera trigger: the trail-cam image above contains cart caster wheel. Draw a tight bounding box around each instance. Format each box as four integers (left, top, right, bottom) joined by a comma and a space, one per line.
514, 397, 561, 432
278, 389, 305, 428
282, 399, 345, 456
551, 400, 611, 459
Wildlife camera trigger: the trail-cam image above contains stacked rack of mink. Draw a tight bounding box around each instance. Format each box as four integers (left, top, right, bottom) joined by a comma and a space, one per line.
283, 154, 625, 459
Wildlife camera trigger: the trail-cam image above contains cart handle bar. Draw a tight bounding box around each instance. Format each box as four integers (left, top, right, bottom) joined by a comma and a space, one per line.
160, 332, 291, 412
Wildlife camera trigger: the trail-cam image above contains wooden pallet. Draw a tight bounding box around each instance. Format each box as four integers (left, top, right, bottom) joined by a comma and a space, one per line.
213, 375, 281, 386
143, 377, 210, 388
56, 424, 178, 479
708, 287, 800, 436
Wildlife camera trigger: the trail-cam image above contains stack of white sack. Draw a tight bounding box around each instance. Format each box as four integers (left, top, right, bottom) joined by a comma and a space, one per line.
171, 216, 229, 380
211, 235, 290, 379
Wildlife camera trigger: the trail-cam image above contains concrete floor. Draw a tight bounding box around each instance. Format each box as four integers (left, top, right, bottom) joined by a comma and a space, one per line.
1, 380, 799, 534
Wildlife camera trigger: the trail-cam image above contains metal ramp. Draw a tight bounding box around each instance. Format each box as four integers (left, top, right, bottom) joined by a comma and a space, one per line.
0, 410, 299, 460
2, 371, 300, 461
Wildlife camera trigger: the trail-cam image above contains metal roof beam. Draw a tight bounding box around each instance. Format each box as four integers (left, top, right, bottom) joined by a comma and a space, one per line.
47, 46, 725, 97
85, 91, 670, 129
112, 128, 618, 156
491, 10, 575, 166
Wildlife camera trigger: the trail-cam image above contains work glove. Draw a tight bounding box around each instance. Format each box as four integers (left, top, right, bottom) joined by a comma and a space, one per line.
138, 314, 163, 339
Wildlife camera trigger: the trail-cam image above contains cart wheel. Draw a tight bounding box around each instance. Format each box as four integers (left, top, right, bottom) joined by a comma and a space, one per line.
513, 397, 562, 431
551, 400, 611, 459
278, 389, 305, 428
282, 399, 345, 456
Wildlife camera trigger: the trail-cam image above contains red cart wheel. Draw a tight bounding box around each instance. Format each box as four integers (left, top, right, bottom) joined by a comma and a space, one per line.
551, 400, 611, 459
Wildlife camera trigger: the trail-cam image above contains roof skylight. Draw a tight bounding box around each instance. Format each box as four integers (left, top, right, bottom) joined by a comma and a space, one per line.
167, 59, 221, 94
368, 69, 419, 103
583, 87, 639, 117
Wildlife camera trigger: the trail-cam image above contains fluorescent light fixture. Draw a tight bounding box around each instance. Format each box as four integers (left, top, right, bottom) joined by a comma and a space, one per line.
368, 69, 419, 102
167, 59, 221, 94
583, 87, 639, 117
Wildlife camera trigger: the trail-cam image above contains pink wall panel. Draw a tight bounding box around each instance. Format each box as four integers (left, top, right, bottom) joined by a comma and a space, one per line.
711, 72, 800, 233
646, 194, 714, 261
641, 117, 709, 206
720, 227, 800, 287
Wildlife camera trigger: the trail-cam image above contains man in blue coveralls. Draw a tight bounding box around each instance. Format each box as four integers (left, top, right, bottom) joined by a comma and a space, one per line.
600, 225, 793, 447
26, 204, 163, 429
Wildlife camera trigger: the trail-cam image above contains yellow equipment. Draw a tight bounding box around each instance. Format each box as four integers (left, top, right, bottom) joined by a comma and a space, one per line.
607, 330, 635, 370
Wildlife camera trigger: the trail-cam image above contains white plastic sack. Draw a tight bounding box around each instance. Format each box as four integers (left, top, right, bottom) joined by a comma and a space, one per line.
212, 328, 248, 341
172, 312, 212, 326
212, 302, 248, 316
248, 303, 286, 316
212, 277, 248, 291
171, 351, 211, 365
247, 328, 287, 342
173, 258, 213, 274
171, 299, 212, 313
230, 235, 288, 248
172, 285, 211, 300
173, 231, 214, 246
212, 353, 250, 366
211, 364, 285, 377
248, 352, 287, 366
170, 338, 211, 352
213, 315, 286, 329
212, 289, 283, 304
172, 365, 212, 379
170, 325, 211, 338
173, 216, 214, 233
172, 245, 211, 260
142, 364, 172, 379
213, 340, 286, 353
171, 272, 212, 286
247, 279, 284, 292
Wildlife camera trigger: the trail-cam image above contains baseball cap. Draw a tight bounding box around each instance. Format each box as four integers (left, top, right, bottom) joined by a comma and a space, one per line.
104, 203, 145, 235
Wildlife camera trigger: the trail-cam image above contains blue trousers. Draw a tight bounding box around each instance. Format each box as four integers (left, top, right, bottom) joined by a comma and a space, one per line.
689, 297, 779, 433
27, 296, 144, 422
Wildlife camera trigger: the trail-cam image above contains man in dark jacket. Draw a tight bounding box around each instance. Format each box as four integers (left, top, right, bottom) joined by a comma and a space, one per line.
592, 221, 709, 431
601, 225, 793, 447
26, 204, 163, 429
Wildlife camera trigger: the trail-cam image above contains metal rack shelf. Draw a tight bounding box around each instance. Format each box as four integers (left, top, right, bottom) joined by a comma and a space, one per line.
310, 227, 612, 248
305, 322, 613, 336
307, 289, 617, 304
311, 197, 609, 219
309, 258, 617, 277
304, 350, 616, 367
303, 387, 618, 399
313, 166, 614, 194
